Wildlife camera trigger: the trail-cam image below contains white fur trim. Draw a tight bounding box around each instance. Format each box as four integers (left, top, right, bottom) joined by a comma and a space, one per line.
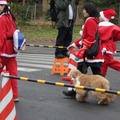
0, 1, 7, 4
72, 43, 78, 49
100, 11, 109, 21
111, 16, 114, 19
79, 30, 83, 36
78, 41, 83, 46
102, 48, 116, 54
99, 21, 114, 27
102, 48, 107, 53
1, 53, 17, 57
106, 51, 114, 54
86, 59, 104, 63
81, 25, 84, 29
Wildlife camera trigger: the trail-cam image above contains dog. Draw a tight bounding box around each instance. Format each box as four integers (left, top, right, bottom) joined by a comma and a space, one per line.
68, 69, 117, 105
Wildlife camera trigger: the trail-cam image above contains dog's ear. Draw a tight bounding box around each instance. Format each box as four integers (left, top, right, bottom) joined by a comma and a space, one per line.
68, 69, 80, 79
74, 69, 81, 77
67, 69, 75, 78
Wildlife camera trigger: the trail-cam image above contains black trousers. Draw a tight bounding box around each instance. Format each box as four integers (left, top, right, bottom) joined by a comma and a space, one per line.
77, 62, 104, 77
55, 23, 73, 55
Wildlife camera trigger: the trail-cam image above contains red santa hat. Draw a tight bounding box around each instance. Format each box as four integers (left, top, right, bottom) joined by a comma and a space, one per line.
0, 0, 8, 5
100, 9, 116, 21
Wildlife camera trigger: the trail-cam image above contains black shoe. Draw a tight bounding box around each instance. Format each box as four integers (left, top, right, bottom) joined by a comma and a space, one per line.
55, 53, 65, 58
63, 90, 76, 97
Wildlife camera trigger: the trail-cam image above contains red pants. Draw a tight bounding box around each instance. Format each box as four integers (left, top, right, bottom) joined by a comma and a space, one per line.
0, 57, 18, 98
101, 53, 120, 76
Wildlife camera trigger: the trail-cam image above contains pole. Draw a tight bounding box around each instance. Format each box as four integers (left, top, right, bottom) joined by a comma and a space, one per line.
2, 75, 120, 95
26, 44, 67, 48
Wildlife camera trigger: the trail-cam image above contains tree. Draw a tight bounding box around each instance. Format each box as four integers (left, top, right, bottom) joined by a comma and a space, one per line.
83, 0, 120, 25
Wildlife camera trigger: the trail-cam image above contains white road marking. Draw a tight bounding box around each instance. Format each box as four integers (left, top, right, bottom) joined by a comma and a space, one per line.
17, 53, 54, 72
18, 67, 41, 72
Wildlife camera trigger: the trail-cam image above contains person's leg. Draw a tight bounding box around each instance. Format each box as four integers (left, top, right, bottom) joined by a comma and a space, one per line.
62, 25, 73, 56
6, 57, 19, 100
87, 62, 104, 76
55, 27, 67, 58
100, 62, 108, 76
77, 62, 88, 74
91, 67, 104, 77
105, 54, 120, 72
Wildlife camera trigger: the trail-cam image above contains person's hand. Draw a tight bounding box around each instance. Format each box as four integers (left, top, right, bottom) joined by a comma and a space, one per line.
75, 47, 87, 61
67, 44, 74, 51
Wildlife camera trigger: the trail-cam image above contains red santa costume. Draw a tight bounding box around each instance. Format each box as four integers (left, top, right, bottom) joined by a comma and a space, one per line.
0, 0, 19, 100
73, 17, 104, 63
99, 9, 120, 76
70, 17, 104, 75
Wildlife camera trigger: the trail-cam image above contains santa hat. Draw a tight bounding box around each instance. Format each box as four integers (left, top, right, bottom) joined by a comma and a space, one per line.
100, 9, 116, 21
0, 0, 8, 5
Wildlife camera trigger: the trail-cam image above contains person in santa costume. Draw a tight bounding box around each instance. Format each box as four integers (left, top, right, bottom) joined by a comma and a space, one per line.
63, 2, 104, 97
0, 0, 19, 102
99, 9, 120, 76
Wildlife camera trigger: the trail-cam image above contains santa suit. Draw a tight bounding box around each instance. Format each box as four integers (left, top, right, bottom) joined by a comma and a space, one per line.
0, 12, 18, 99
72, 17, 104, 75
99, 21, 120, 76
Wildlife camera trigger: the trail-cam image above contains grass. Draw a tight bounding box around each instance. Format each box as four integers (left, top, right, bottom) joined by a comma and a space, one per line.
19, 25, 81, 42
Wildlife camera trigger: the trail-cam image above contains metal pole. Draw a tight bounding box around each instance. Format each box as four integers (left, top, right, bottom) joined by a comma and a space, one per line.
26, 44, 67, 48
2, 75, 120, 95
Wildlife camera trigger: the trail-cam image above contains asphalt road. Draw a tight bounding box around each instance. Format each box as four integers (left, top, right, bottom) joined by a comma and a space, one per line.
7, 41, 120, 120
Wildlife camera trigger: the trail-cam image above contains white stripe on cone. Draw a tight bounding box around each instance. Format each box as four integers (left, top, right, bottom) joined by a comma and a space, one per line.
62, 49, 77, 82
0, 72, 18, 120
68, 49, 77, 72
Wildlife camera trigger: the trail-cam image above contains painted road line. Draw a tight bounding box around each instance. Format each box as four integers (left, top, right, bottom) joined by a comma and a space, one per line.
18, 63, 52, 69
18, 67, 41, 72
17, 59, 53, 65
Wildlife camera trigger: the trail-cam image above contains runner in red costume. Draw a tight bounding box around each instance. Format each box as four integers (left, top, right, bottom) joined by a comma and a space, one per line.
0, 0, 19, 102
99, 9, 120, 76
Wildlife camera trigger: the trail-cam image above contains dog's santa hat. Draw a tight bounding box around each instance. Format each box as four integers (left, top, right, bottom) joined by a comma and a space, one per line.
0, 0, 8, 5
100, 9, 116, 21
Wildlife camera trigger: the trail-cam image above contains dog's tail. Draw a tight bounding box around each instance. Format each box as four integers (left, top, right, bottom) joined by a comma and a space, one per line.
94, 91, 117, 105
98, 93, 117, 104
105, 93, 117, 102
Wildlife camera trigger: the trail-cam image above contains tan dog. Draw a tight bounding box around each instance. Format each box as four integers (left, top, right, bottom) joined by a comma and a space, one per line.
68, 69, 117, 105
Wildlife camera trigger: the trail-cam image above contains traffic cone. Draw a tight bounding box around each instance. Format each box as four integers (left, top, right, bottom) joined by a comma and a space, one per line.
0, 71, 18, 120
62, 48, 77, 83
